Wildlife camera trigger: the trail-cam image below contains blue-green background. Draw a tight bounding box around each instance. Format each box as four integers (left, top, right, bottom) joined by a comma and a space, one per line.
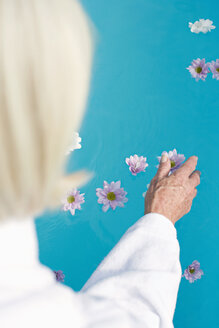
35, 1, 219, 327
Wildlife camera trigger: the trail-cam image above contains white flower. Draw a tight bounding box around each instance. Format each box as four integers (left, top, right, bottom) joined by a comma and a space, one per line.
189, 19, 216, 34
66, 132, 82, 155
142, 184, 150, 198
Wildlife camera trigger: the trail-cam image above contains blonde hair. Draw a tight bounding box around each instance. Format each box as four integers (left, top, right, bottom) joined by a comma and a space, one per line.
0, 0, 94, 221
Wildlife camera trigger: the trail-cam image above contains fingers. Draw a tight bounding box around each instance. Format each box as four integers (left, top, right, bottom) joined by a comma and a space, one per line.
185, 171, 199, 212
155, 153, 171, 179
185, 188, 197, 214
174, 156, 198, 178
189, 170, 201, 187
193, 188, 197, 198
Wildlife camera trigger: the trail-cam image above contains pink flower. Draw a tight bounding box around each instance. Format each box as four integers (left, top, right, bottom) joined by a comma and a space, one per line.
186, 58, 210, 81
157, 149, 185, 174
182, 260, 204, 283
125, 155, 148, 176
54, 270, 65, 282
96, 181, 128, 212
61, 188, 85, 215
209, 59, 219, 80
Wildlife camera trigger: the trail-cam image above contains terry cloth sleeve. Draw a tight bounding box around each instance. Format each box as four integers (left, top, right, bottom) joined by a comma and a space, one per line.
79, 213, 182, 328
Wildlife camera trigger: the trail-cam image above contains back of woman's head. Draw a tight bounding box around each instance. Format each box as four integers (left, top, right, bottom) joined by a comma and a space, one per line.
0, 0, 94, 222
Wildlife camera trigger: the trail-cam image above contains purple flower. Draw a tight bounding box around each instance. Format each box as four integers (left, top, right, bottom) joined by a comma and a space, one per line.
209, 59, 219, 80
182, 260, 204, 283
187, 58, 210, 81
54, 270, 65, 282
157, 149, 185, 174
125, 155, 148, 176
61, 188, 85, 215
96, 180, 128, 212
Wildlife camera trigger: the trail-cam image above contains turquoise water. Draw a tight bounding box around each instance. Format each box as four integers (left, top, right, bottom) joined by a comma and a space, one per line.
35, 1, 219, 327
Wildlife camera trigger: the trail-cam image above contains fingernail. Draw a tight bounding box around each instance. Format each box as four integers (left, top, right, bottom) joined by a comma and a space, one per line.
161, 154, 168, 163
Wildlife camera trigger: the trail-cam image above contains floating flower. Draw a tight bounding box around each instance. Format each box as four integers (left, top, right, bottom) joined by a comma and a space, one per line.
66, 132, 82, 155
157, 149, 185, 174
142, 184, 150, 198
96, 180, 128, 212
125, 155, 148, 176
182, 260, 204, 283
61, 188, 85, 215
209, 59, 219, 80
189, 19, 216, 34
54, 270, 65, 282
187, 58, 210, 81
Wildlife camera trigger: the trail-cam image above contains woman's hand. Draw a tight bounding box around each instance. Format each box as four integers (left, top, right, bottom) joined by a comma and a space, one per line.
144, 154, 201, 225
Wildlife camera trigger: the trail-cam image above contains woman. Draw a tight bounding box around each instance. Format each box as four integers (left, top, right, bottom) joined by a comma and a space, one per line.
0, 0, 200, 327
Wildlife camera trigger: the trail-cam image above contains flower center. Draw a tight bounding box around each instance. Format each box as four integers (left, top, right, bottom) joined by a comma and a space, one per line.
195, 66, 202, 74
216, 68, 219, 73
170, 160, 176, 168
67, 195, 75, 203
189, 267, 195, 274
107, 192, 116, 201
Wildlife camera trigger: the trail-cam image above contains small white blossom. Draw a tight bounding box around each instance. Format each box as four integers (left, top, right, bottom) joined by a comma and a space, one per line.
142, 184, 150, 198
189, 19, 216, 34
66, 132, 82, 155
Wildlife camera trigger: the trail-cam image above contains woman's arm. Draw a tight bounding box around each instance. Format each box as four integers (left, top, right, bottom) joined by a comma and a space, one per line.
80, 212, 181, 328
79, 154, 200, 327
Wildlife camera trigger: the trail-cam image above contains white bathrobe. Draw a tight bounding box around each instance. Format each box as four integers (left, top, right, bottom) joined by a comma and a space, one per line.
0, 213, 182, 328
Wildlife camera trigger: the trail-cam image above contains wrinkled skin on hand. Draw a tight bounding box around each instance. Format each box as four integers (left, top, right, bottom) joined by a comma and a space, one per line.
144, 155, 201, 225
